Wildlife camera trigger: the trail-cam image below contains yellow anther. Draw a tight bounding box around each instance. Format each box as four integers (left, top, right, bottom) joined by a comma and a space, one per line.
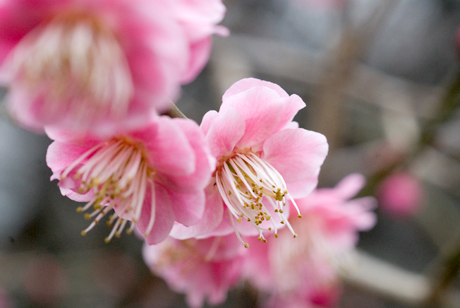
293, 234, 298, 238
298, 214, 302, 218
274, 234, 278, 238
263, 239, 267, 243
84, 214, 90, 220
76, 207, 83, 213
81, 231, 87, 236
104, 237, 111, 243
244, 243, 249, 248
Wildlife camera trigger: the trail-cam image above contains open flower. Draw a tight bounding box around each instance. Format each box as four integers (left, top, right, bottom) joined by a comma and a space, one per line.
46, 116, 214, 244
243, 174, 376, 307
171, 78, 328, 246
0, 0, 227, 133
143, 234, 246, 308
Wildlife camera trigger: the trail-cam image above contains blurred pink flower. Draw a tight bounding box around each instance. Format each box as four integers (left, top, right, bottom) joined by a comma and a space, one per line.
0, 0, 226, 133
143, 234, 246, 308
244, 174, 376, 307
170, 78, 328, 247
46, 116, 214, 244
377, 172, 423, 219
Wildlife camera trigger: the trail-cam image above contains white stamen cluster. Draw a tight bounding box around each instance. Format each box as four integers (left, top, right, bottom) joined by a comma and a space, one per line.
4, 13, 133, 122
60, 138, 156, 243
216, 152, 301, 247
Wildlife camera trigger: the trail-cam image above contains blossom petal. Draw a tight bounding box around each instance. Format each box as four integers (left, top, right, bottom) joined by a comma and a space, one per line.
200, 110, 219, 136
263, 128, 328, 184
46, 141, 91, 178
205, 108, 245, 158
334, 173, 366, 199
168, 189, 205, 227
286, 168, 321, 199
146, 117, 195, 176
220, 87, 284, 149
170, 187, 224, 239
138, 184, 175, 245
222, 78, 290, 100
221, 78, 306, 142
156, 118, 214, 192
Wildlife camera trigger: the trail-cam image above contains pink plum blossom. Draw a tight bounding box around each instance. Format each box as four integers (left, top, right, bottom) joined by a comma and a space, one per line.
142, 234, 246, 308
377, 172, 423, 219
243, 174, 376, 307
171, 78, 328, 247
0, 0, 227, 133
46, 116, 214, 244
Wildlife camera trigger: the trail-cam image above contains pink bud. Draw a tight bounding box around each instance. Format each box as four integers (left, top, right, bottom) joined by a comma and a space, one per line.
378, 172, 423, 219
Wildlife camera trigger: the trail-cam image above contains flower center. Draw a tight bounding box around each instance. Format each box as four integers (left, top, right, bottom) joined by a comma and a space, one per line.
60, 137, 155, 243
3, 11, 133, 122
215, 152, 301, 247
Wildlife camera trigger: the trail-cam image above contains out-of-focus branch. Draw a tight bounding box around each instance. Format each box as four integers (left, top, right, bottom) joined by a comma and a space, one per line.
311, 0, 399, 151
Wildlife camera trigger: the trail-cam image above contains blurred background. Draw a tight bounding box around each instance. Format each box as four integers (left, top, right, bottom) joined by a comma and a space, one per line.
1, 0, 460, 307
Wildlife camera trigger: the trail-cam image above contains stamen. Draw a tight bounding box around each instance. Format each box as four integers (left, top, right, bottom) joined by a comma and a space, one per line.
228, 211, 249, 248
63, 138, 153, 242
216, 152, 299, 242
3, 12, 133, 123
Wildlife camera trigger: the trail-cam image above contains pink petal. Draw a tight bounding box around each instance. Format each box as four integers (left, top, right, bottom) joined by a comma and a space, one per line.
168, 189, 205, 227
205, 108, 245, 158
46, 141, 91, 177
200, 110, 219, 135
170, 187, 224, 239
220, 87, 284, 149
286, 168, 321, 199
263, 128, 328, 183
180, 37, 211, 83
334, 173, 366, 200
138, 184, 175, 245
145, 117, 196, 176
222, 78, 290, 100
156, 117, 214, 192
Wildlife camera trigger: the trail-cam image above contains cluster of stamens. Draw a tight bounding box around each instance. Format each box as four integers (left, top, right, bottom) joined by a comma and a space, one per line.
60, 138, 155, 243
4, 12, 133, 122
216, 152, 301, 247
